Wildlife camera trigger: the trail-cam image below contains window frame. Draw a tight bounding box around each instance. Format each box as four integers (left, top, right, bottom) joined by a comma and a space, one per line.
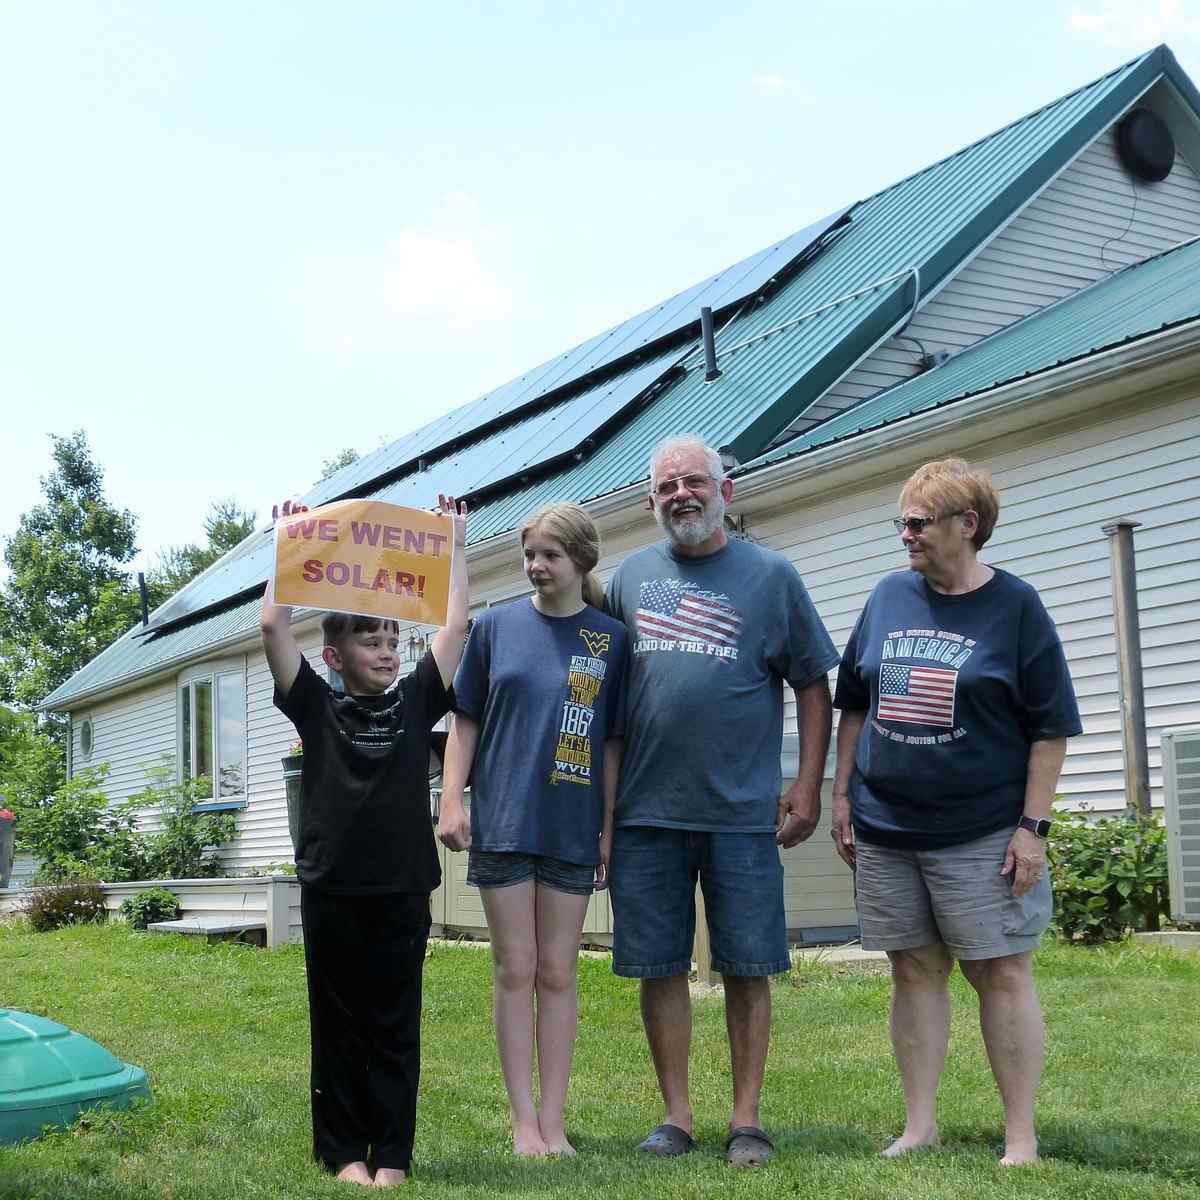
177, 658, 248, 813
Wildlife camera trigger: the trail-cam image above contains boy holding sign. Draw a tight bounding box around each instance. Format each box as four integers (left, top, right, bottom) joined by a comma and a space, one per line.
261, 494, 468, 1188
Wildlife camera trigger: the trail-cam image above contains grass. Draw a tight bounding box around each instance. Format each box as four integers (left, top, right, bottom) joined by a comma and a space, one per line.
1, 923, 1198, 1199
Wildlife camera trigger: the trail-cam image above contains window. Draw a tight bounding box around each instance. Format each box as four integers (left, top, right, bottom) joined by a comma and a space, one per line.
179, 665, 246, 811
79, 717, 94, 761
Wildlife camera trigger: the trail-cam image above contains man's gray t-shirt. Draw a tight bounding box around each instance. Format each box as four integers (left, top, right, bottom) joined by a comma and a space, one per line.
605, 538, 838, 832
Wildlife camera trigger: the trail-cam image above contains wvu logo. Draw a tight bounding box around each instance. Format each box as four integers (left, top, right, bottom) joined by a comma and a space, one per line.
579, 629, 611, 657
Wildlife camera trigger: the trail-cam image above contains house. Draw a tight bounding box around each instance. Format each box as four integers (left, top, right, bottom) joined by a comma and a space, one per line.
38, 45, 1200, 943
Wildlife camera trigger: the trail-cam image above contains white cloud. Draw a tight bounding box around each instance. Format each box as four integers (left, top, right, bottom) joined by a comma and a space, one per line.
751, 72, 807, 98
276, 193, 513, 362
1068, 0, 1200, 47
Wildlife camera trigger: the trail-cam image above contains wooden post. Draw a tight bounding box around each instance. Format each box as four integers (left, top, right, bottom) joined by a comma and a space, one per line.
1102, 517, 1151, 818
693, 882, 714, 986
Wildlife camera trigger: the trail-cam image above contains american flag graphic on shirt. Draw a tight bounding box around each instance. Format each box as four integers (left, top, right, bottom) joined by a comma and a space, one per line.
635, 579, 742, 648
877, 663, 958, 727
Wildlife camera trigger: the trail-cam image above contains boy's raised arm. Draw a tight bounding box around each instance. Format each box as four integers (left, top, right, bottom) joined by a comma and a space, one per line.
261, 501, 305, 698
430, 494, 469, 691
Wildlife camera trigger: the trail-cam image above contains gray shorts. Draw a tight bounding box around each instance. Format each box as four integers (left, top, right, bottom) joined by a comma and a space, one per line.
853, 825, 1052, 960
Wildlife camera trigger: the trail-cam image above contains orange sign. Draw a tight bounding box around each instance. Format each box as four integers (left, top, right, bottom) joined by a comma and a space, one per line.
271, 499, 453, 625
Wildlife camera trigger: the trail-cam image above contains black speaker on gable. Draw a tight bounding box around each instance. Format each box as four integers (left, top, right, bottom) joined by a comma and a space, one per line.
1116, 109, 1175, 183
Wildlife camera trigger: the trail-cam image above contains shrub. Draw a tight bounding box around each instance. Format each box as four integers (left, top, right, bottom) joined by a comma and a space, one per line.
22, 880, 107, 933
119, 886, 181, 930
24, 760, 236, 884
1049, 806, 1169, 943
129, 765, 238, 880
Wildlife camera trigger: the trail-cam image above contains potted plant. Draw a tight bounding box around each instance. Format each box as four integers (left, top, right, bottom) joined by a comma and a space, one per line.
0, 806, 14, 890
281, 742, 303, 850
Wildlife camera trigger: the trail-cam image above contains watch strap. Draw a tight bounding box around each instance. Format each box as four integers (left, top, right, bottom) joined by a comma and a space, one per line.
1018, 815, 1051, 838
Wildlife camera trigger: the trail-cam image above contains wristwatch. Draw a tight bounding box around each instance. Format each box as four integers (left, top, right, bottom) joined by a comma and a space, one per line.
1018, 815, 1052, 838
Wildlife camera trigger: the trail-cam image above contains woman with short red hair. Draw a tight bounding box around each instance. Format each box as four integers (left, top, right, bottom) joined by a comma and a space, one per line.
832, 458, 1081, 1166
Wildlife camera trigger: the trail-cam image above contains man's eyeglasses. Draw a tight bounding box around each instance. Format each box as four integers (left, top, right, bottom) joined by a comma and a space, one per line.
892, 510, 964, 534
651, 473, 717, 500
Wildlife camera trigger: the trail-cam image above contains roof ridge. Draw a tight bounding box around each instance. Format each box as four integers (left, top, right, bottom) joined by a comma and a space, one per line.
854, 46, 1161, 210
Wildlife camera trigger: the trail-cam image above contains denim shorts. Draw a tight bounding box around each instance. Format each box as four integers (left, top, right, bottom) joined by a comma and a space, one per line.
466, 850, 595, 896
609, 827, 789, 979
854, 825, 1053, 960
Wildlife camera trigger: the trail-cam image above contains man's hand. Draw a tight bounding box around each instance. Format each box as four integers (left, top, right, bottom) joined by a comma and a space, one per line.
776, 779, 820, 849
437, 795, 471, 852
1001, 826, 1047, 896
437, 493, 468, 547
830, 791, 855, 868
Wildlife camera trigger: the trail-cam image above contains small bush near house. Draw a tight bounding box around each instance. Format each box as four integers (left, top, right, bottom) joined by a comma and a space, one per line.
1049, 806, 1169, 943
119, 887, 181, 930
243, 862, 298, 877
26, 762, 236, 884
21, 880, 107, 933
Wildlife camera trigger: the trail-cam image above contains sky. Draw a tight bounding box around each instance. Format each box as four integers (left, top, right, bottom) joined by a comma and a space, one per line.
3, 0, 1199, 573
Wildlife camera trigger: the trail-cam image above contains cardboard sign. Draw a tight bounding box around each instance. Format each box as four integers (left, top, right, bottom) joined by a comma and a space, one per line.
271, 499, 453, 626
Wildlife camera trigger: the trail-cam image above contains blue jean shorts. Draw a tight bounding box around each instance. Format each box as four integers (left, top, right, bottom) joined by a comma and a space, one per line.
466, 850, 595, 896
609, 827, 789, 979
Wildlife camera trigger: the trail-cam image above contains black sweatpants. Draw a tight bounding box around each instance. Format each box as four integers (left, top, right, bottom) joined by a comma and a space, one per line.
299, 887, 431, 1174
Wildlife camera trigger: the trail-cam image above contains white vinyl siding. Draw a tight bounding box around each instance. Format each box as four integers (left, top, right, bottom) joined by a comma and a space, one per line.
759, 391, 1200, 815
798, 120, 1200, 433
70, 681, 177, 807
225, 630, 325, 874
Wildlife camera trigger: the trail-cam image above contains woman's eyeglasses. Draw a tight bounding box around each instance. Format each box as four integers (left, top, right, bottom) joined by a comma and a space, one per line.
892, 510, 964, 534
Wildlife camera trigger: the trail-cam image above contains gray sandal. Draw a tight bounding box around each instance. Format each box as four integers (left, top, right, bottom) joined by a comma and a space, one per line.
725, 1126, 773, 1167
637, 1123, 698, 1157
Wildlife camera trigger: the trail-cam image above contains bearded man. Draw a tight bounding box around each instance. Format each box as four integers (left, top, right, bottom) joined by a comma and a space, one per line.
604, 435, 838, 1168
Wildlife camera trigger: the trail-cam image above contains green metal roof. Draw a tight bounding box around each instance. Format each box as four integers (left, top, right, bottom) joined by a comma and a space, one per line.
741, 235, 1200, 468
42, 45, 1200, 711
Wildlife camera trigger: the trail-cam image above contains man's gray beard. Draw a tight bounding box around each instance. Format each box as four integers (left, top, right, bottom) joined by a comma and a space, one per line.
655, 495, 726, 547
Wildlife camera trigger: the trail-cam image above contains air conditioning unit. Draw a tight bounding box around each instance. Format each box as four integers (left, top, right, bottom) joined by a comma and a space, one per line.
1161, 726, 1200, 924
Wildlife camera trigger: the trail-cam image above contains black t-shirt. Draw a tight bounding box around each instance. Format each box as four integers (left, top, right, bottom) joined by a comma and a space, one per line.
274, 652, 449, 893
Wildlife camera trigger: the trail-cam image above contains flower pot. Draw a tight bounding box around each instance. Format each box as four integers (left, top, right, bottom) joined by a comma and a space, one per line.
0, 821, 14, 890
281, 755, 303, 851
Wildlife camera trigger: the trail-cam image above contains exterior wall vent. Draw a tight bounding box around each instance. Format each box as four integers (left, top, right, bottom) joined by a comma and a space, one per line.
1162, 726, 1200, 923
1116, 108, 1174, 183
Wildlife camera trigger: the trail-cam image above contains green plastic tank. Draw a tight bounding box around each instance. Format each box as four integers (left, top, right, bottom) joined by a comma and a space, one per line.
0, 1009, 151, 1145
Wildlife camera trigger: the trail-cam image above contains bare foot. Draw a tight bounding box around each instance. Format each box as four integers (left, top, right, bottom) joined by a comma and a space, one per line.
541, 1132, 576, 1156
881, 1128, 939, 1158
335, 1161, 374, 1185
512, 1123, 548, 1157
1000, 1137, 1038, 1166
372, 1167, 407, 1187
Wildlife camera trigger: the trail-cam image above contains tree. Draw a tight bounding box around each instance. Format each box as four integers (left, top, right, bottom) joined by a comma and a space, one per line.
320, 448, 359, 480
0, 431, 141, 709
147, 499, 257, 602
0, 704, 65, 834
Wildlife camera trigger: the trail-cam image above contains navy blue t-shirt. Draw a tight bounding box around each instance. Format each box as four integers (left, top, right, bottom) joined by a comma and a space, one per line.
452, 599, 627, 865
834, 568, 1081, 850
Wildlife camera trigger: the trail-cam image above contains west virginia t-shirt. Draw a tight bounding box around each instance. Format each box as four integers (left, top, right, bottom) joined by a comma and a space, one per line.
452, 599, 627, 866
834, 568, 1082, 850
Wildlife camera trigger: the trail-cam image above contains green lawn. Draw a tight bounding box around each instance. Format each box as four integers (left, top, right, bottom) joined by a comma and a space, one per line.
0, 923, 1197, 1200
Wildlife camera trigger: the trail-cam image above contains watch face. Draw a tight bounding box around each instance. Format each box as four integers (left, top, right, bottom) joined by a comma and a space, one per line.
1022, 816, 1051, 838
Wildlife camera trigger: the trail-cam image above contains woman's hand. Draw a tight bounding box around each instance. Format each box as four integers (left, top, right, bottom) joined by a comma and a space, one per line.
594, 827, 612, 891
437, 793, 471, 852
830, 790, 855, 868
1001, 826, 1046, 896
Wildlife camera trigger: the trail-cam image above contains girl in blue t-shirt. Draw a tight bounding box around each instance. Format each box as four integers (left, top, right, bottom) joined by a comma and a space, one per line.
438, 503, 626, 1157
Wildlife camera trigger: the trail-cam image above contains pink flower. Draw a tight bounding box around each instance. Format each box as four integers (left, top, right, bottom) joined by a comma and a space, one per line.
288, 740, 303, 757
